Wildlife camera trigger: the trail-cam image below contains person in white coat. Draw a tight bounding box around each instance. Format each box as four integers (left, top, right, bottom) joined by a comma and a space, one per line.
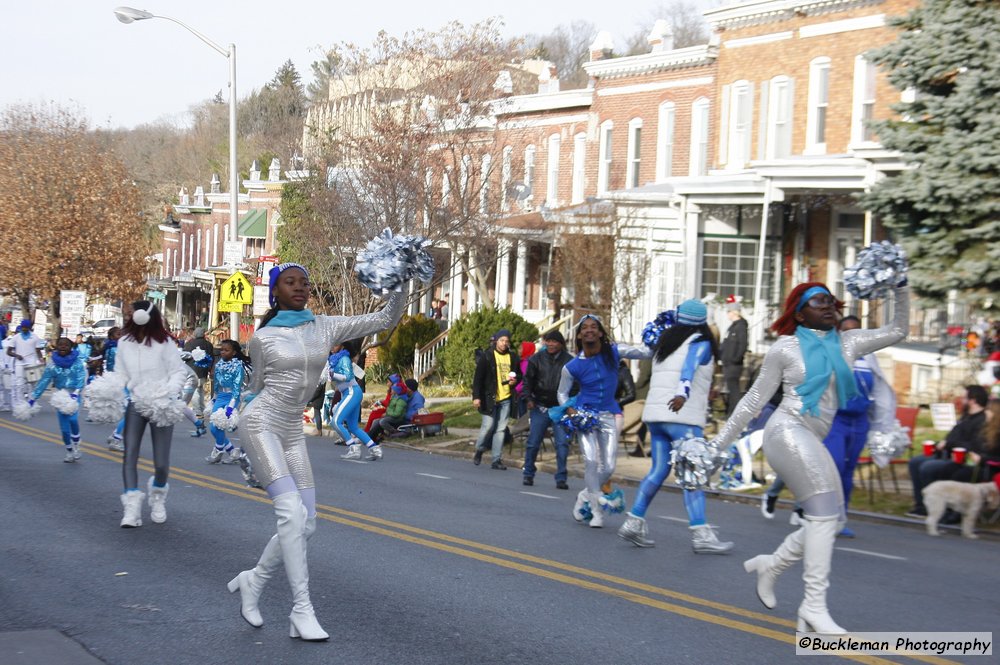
114, 301, 188, 528
617, 300, 734, 554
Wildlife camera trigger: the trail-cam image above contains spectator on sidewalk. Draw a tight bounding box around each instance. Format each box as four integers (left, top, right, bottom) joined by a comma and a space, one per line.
370, 378, 424, 443
720, 300, 748, 417
472, 329, 521, 470
514, 341, 535, 418
906, 385, 988, 517
521, 331, 573, 489
183, 327, 214, 421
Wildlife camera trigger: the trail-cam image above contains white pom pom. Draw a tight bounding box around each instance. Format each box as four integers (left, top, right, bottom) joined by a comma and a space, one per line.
131, 382, 185, 427
12, 401, 42, 421
49, 390, 79, 415
132, 307, 150, 325
86, 373, 128, 423
209, 407, 239, 432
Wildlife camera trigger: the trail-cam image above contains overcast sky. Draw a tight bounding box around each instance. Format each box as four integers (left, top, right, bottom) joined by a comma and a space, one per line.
1, 1, 715, 129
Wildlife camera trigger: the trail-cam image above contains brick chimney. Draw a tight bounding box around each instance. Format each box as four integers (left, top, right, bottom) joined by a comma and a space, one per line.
589, 31, 614, 61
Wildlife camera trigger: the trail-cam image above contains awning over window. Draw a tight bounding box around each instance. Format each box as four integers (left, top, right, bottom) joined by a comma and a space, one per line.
238, 208, 267, 238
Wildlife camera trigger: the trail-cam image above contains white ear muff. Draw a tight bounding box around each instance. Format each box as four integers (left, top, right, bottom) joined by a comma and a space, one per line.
132, 308, 151, 326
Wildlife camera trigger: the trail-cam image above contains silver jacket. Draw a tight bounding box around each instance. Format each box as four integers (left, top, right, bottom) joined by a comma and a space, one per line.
241, 293, 406, 488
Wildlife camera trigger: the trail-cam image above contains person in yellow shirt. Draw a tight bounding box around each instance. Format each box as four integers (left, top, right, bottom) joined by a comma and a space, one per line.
471, 329, 522, 469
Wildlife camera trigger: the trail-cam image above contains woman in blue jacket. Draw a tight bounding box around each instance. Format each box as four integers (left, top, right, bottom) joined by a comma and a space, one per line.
30, 337, 87, 462
332, 339, 382, 461
206, 340, 249, 464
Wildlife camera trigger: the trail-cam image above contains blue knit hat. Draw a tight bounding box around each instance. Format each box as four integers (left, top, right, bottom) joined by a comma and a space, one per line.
676, 300, 707, 326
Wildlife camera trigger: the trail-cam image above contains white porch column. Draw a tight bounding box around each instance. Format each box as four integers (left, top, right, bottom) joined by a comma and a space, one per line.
750, 180, 773, 353
449, 249, 464, 326
175, 287, 185, 331
466, 247, 477, 314
494, 238, 511, 308
512, 240, 527, 314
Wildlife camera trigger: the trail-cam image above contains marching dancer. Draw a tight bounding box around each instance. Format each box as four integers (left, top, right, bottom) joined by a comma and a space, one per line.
557, 314, 643, 528
115, 301, 189, 528
617, 300, 734, 553
205, 340, 249, 464
330, 339, 383, 461
29, 337, 87, 462
227, 262, 408, 641
6, 319, 44, 405
711, 280, 907, 633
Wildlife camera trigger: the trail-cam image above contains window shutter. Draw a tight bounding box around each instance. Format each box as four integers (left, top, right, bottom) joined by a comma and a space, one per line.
757, 80, 769, 161
718, 85, 731, 167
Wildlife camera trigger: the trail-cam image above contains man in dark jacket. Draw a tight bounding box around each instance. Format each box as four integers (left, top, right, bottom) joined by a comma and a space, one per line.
720, 302, 748, 417
472, 329, 521, 469
521, 330, 573, 488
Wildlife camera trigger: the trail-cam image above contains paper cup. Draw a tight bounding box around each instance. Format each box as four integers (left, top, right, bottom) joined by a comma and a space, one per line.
952, 448, 967, 464
922, 441, 936, 457
508, 372, 517, 380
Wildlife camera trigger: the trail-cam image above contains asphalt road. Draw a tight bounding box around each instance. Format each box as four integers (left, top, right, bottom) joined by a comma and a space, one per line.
0, 409, 995, 665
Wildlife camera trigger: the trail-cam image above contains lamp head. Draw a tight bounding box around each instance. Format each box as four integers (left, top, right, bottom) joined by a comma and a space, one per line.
114, 6, 154, 24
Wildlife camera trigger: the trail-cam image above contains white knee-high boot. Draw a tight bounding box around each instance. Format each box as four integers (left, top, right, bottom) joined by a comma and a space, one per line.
228, 512, 317, 628
797, 517, 846, 634
274, 493, 328, 641
743, 526, 805, 609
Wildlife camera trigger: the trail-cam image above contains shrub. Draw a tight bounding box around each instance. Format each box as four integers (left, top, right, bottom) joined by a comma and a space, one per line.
438, 308, 539, 388
377, 314, 441, 372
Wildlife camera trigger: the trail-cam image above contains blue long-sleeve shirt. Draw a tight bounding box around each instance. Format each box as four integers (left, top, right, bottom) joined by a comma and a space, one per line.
327, 350, 357, 392
32, 357, 87, 400
405, 390, 426, 420
212, 358, 245, 406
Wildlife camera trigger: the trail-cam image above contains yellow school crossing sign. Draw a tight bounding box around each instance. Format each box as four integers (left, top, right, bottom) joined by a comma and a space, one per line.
218, 272, 253, 313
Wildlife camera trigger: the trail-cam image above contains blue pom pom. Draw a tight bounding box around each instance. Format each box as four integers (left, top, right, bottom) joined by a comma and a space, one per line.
560, 406, 600, 433
600, 487, 626, 514
642, 310, 675, 348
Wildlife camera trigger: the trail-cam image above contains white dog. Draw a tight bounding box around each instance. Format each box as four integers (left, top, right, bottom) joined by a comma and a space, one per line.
923, 480, 1000, 539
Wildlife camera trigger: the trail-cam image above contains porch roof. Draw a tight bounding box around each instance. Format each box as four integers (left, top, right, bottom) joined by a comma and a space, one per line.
237, 208, 268, 238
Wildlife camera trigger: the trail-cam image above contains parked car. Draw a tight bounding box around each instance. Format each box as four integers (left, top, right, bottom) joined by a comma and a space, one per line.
88, 318, 120, 338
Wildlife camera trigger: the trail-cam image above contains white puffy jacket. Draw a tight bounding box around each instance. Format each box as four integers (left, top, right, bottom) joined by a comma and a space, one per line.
115, 336, 188, 396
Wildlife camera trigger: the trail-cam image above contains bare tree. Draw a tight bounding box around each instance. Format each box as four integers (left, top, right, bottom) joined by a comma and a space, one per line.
294, 19, 537, 315
624, 1, 713, 55
0, 103, 153, 329
521, 20, 597, 90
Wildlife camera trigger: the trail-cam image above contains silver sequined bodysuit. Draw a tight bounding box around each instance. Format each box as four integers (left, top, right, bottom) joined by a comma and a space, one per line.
241, 293, 406, 489
713, 287, 909, 507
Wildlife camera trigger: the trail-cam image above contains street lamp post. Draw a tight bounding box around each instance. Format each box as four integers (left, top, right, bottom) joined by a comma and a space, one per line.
114, 6, 241, 341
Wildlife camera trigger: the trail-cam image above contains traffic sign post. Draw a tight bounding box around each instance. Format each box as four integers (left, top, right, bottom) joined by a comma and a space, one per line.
217, 272, 253, 318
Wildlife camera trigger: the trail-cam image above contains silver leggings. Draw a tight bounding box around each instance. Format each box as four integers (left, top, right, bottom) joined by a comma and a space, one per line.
576, 412, 619, 494
122, 403, 174, 490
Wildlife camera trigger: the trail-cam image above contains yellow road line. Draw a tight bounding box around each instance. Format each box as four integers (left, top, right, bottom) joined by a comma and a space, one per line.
0, 418, 961, 665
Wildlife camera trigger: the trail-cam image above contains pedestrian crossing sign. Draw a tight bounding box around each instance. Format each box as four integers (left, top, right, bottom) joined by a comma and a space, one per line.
219, 272, 254, 306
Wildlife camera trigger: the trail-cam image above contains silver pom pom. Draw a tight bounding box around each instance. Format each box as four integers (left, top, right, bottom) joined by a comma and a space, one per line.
131, 382, 185, 427
209, 407, 239, 432
49, 390, 79, 416
86, 373, 128, 424
12, 401, 42, 421
867, 421, 912, 468
670, 436, 728, 490
843, 241, 907, 300
354, 228, 434, 296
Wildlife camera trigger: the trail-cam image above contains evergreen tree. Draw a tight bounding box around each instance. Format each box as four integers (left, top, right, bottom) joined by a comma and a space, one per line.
306, 50, 340, 105
860, 0, 1000, 300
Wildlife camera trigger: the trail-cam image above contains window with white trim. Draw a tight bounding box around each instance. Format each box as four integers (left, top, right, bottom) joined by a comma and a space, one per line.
523, 145, 535, 209
571, 132, 586, 204
765, 76, 793, 159
727, 81, 753, 168
546, 133, 560, 205
656, 102, 675, 180
701, 238, 778, 304
441, 166, 452, 208
806, 57, 830, 154
500, 146, 512, 212
626, 118, 643, 189
852, 55, 878, 144
689, 98, 710, 176
479, 154, 491, 215
597, 120, 613, 195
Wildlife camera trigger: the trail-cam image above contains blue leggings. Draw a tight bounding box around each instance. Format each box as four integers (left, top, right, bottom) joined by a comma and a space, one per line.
823, 412, 869, 506
209, 393, 234, 450
57, 412, 80, 448
630, 422, 707, 526
331, 384, 373, 446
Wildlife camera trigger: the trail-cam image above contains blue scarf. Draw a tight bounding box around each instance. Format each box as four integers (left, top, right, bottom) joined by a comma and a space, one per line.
795, 327, 858, 417
268, 309, 316, 328
52, 349, 80, 369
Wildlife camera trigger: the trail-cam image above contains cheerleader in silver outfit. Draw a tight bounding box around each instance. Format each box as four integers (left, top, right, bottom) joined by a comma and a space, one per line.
712, 280, 908, 634
557, 314, 646, 529
227, 262, 406, 641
